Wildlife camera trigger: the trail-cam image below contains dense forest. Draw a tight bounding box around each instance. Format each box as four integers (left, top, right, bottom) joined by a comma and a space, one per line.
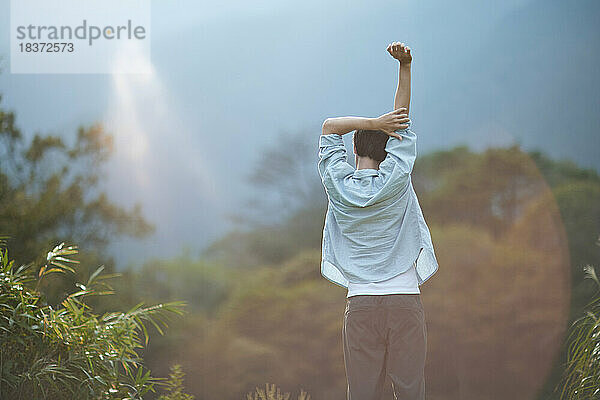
1, 96, 599, 399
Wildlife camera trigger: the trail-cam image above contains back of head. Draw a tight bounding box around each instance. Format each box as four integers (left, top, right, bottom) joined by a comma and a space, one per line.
353, 130, 388, 162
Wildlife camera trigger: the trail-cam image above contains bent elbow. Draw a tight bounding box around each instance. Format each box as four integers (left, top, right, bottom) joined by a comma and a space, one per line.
322, 118, 333, 135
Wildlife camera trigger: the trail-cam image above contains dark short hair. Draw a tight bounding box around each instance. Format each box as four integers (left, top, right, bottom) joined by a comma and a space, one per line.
353, 130, 388, 162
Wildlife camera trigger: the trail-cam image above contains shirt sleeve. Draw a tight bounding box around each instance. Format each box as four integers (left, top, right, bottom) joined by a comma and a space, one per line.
376, 121, 417, 193
317, 133, 354, 192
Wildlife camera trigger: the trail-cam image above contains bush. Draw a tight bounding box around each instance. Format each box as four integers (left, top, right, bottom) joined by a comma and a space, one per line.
245, 383, 311, 400
0, 241, 186, 400
158, 364, 194, 400
557, 235, 600, 399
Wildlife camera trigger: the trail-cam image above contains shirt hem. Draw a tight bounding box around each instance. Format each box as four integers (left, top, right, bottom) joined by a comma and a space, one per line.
320, 259, 349, 289
416, 261, 439, 286
347, 289, 421, 298
321, 246, 423, 289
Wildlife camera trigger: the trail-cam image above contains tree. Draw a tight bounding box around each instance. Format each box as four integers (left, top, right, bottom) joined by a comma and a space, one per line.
413, 144, 549, 237
230, 131, 326, 227
0, 94, 153, 304
0, 94, 153, 267
203, 130, 327, 269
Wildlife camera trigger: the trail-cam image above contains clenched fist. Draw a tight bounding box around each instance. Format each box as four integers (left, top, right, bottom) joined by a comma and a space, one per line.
387, 41, 412, 64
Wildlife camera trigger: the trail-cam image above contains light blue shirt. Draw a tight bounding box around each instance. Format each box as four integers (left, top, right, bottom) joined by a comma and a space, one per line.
317, 122, 439, 288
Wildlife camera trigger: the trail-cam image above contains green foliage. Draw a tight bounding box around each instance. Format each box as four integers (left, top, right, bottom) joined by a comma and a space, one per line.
157, 364, 194, 400
414, 144, 552, 237
554, 183, 600, 296
528, 150, 600, 188
0, 242, 186, 400
557, 235, 600, 399
245, 383, 311, 400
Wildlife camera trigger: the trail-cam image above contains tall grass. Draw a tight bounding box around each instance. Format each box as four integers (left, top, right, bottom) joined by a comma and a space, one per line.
557, 235, 600, 399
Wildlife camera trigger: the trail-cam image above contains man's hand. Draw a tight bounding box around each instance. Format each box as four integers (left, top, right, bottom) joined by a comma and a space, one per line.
387, 41, 412, 64
389, 41, 412, 112
374, 108, 410, 139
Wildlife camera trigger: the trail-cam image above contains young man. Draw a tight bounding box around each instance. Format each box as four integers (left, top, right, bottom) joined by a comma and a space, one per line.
317, 42, 439, 399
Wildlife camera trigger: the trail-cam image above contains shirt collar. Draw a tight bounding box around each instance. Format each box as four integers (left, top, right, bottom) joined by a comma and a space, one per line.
353, 168, 379, 178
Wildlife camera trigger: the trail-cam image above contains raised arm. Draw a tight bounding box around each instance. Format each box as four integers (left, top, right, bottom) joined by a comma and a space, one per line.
318, 42, 416, 200
321, 109, 409, 139
387, 42, 412, 113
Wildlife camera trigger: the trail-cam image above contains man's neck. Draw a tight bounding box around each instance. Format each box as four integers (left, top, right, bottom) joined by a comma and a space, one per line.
356, 156, 380, 170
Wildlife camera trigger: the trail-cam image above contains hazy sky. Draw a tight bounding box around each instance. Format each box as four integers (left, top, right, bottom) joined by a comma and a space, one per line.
1, 0, 598, 267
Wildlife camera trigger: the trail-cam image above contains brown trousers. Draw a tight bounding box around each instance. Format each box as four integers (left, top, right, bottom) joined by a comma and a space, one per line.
342, 294, 427, 400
